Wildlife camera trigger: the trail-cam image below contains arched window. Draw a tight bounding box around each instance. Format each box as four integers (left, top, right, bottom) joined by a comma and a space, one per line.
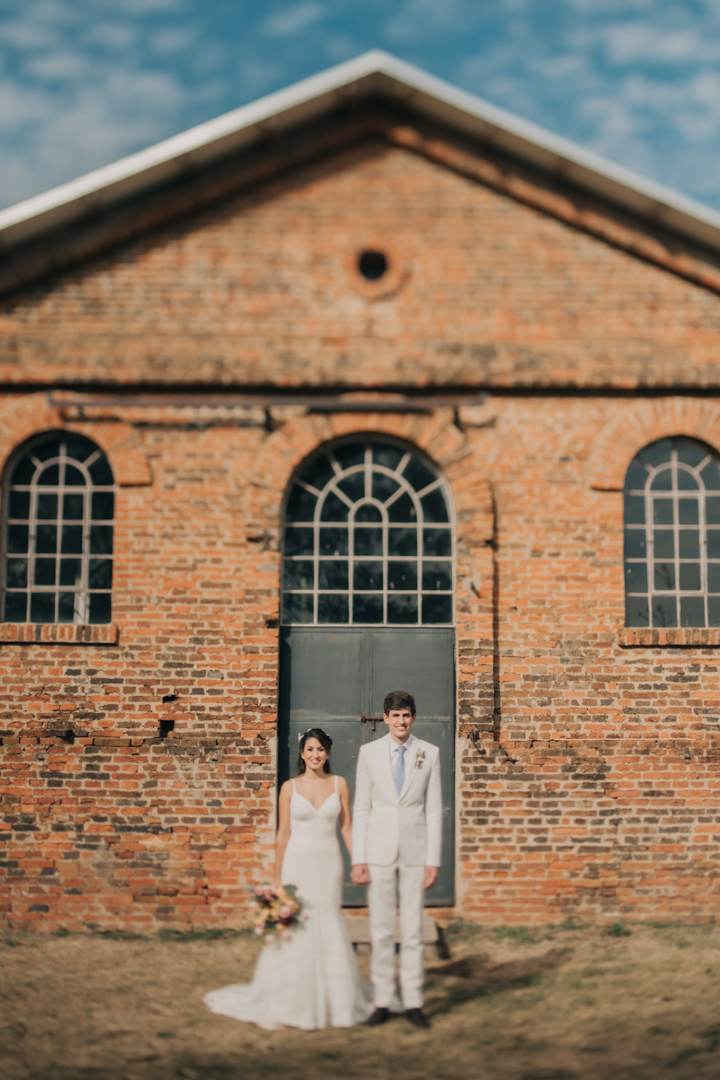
624, 436, 720, 628
282, 437, 453, 625
2, 434, 115, 625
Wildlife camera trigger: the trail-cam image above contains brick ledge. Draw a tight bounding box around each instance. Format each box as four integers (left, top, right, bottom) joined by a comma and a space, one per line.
0, 623, 118, 645
619, 627, 720, 648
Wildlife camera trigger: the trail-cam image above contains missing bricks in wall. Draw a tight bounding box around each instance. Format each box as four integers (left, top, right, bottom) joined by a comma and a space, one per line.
159, 719, 175, 740
161, 694, 178, 703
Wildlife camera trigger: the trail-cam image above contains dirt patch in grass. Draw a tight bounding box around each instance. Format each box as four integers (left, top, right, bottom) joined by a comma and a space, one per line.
1, 920, 720, 1079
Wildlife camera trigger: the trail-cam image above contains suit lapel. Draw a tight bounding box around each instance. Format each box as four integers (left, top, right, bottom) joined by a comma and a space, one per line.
399, 736, 419, 801
373, 734, 398, 802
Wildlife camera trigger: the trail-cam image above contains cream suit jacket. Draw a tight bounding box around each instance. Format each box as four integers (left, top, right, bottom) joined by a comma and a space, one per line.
352, 733, 442, 868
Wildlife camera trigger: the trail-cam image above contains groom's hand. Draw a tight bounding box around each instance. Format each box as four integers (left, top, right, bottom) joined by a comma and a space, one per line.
351, 863, 371, 885
424, 866, 439, 889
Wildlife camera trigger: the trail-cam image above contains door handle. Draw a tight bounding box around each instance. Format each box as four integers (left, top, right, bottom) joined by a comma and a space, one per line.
360, 713, 383, 732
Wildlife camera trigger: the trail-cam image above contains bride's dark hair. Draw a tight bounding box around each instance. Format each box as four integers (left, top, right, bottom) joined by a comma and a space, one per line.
297, 728, 333, 775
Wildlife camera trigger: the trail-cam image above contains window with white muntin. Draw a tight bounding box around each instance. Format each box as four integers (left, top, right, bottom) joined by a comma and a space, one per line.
2, 434, 115, 625
624, 436, 720, 628
282, 438, 454, 626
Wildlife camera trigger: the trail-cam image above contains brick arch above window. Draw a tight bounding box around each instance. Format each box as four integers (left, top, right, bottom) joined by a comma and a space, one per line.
590, 398, 720, 492
0, 394, 151, 487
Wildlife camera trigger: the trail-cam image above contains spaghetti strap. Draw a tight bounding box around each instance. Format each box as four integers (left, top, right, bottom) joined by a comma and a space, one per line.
291, 779, 296, 794
334, 775, 338, 793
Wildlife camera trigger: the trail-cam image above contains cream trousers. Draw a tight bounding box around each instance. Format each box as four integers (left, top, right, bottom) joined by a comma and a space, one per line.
367, 861, 425, 1010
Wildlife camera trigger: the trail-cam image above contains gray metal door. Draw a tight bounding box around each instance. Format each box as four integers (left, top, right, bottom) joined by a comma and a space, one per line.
278, 627, 454, 905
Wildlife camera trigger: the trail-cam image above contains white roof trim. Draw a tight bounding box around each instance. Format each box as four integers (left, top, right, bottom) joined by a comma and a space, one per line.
3, 49, 720, 253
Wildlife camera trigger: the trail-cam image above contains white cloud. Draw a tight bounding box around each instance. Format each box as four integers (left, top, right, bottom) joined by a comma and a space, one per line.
261, 2, 325, 37
384, 0, 472, 43
602, 22, 720, 64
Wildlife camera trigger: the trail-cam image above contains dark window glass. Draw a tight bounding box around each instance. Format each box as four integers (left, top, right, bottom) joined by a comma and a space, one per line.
372, 473, 400, 502
317, 594, 349, 623
88, 457, 114, 485
5, 559, 27, 588
35, 439, 60, 463
318, 528, 348, 556
388, 594, 418, 624
354, 529, 382, 556
90, 526, 113, 555
89, 559, 113, 590
298, 455, 335, 491
333, 443, 365, 470
88, 592, 112, 624
677, 469, 699, 491
285, 527, 314, 556
653, 531, 674, 558
320, 492, 349, 522
389, 528, 417, 556
388, 562, 417, 591
354, 503, 382, 523
679, 563, 701, 591
652, 596, 677, 627
63, 464, 85, 486
39, 464, 59, 485
624, 495, 645, 524
91, 492, 114, 520
65, 438, 94, 462
286, 485, 317, 522
680, 596, 705, 627
678, 499, 699, 525
7, 525, 29, 554
624, 530, 647, 559
708, 564, 720, 593
708, 531, 720, 559
677, 440, 710, 467
403, 458, 437, 492
422, 562, 452, 591
709, 597, 720, 626
4, 591, 27, 621
337, 473, 365, 501
421, 489, 449, 523
61, 526, 83, 555
34, 559, 56, 586
353, 594, 383, 623
9, 491, 30, 519
625, 460, 649, 489
372, 444, 404, 470
318, 561, 348, 590
30, 592, 55, 623
59, 559, 82, 587
283, 593, 313, 624
624, 563, 647, 592
701, 460, 720, 490
283, 561, 314, 591
422, 594, 452, 624
653, 500, 674, 525
625, 595, 649, 627
679, 530, 700, 559
654, 563, 676, 590
424, 529, 452, 557
354, 562, 383, 591
63, 494, 84, 520
36, 525, 58, 553
707, 498, 720, 524
58, 593, 75, 623
388, 493, 417, 523
650, 469, 672, 491
11, 457, 35, 485
36, 494, 58, 519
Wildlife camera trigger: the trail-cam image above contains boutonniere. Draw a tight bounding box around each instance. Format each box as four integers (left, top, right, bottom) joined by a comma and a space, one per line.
414, 748, 426, 769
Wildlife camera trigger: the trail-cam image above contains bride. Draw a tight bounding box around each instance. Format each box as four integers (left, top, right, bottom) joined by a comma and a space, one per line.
203, 728, 374, 1030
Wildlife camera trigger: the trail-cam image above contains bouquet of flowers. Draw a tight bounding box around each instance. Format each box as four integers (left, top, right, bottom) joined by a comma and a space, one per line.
247, 883, 305, 945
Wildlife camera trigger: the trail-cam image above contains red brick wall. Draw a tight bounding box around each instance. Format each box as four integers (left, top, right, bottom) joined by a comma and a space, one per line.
2, 135, 720, 929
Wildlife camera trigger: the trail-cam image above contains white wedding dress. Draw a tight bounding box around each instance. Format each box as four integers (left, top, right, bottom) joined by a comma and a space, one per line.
203, 777, 374, 1030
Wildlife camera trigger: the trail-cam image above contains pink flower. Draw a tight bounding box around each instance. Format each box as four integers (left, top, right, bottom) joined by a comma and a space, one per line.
302, 913, 310, 921
280, 929, 292, 942
279, 905, 292, 918
254, 925, 263, 936
265, 934, 275, 945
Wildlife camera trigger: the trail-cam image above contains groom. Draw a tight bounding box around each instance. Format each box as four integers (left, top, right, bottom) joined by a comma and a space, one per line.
351, 690, 442, 1029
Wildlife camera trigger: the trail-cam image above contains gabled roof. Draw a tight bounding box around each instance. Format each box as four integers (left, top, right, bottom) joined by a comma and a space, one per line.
2, 49, 720, 256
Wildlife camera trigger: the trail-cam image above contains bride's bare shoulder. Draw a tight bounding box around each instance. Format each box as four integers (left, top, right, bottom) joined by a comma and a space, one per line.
279, 779, 295, 797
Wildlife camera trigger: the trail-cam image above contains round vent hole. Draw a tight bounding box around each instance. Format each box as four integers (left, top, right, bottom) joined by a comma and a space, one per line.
358, 250, 388, 280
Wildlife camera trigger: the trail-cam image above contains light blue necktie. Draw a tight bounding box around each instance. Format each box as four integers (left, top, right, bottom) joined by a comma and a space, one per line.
394, 745, 406, 795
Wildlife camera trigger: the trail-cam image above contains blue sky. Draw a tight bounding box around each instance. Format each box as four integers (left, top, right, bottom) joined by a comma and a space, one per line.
1, 0, 720, 212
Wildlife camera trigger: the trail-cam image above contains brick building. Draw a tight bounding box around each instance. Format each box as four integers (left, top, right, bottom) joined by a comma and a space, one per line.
3, 51, 720, 931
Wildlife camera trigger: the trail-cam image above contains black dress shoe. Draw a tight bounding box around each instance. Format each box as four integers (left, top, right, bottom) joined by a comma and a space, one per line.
365, 1007, 390, 1026
405, 1008, 431, 1029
